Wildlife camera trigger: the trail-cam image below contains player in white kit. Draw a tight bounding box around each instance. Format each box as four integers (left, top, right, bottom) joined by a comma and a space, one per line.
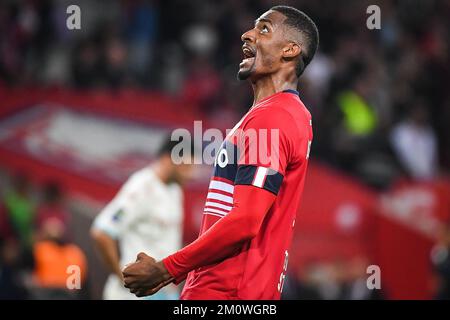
91, 138, 194, 300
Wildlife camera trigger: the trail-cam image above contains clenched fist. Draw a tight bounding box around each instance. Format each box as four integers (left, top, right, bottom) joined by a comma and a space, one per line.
122, 252, 174, 297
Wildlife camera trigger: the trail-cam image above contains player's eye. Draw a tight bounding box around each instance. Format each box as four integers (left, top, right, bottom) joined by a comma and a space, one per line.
260, 25, 269, 34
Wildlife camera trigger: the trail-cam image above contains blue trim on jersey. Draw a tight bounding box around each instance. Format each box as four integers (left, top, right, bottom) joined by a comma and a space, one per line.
282, 89, 299, 96
234, 165, 284, 195
212, 140, 239, 182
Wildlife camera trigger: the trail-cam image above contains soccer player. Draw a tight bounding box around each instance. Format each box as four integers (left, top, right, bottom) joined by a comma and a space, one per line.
91, 137, 194, 299
122, 5, 319, 300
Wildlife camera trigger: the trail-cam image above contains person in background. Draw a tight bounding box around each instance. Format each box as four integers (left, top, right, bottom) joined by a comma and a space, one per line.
0, 202, 14, 241
282, 262, 323, 300
35, 181, 70, 240
336, 256, 384, 300
91, 137, 195, 300
431, 223, 450, 299
390, 101, 438, 180
2, 173, 36, 249
0, 238, 31, 300
0, 172, 34, 300
31, 218, 87, 299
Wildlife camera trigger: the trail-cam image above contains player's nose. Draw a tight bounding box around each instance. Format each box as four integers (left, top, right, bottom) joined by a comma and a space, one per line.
241, 29, 255, 43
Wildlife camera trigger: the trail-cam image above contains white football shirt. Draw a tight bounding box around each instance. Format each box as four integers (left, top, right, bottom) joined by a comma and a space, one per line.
92, 166, 183, 300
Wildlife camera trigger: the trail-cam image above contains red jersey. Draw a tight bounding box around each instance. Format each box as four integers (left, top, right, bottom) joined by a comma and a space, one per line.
178, 90, 313, 299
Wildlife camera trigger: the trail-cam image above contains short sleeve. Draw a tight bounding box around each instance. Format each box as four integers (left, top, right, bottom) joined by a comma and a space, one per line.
92, 176, 142, 239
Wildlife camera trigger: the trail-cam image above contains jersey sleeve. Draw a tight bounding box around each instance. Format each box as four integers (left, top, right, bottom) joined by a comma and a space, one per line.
163, 184, 277, 281
92, 175, 142, 239
233, 108, 293, 195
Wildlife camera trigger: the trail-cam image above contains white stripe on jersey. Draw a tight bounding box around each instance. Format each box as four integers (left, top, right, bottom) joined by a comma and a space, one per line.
205, 201, 233, 211
209, 180, 234, 194
207, 192, 233, 204
204, 208, 228, 216
204, 211, 227, 218
253, 167, 269, 188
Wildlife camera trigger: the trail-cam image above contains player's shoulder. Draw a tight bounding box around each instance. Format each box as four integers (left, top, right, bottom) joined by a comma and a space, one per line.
246, 92, 311, 130
127, 167, 182, 198
122, 167, 155, 192
168, 182, 183, 199
128, 166, 153, 182
276, 92, 312, 131
273, 91, 312, 121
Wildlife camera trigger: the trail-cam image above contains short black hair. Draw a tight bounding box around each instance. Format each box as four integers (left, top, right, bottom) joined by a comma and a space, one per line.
271, 5, 319, 76
157, 135, 195, 158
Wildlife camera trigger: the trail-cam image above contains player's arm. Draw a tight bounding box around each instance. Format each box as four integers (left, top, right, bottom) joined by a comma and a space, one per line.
91, 228, 123, 280
163, 183, 277, 280
91, 179, 139, 281
123, 184, 277, 296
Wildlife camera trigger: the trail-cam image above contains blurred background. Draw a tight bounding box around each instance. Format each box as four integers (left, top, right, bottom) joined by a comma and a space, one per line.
0, 0, 449, 300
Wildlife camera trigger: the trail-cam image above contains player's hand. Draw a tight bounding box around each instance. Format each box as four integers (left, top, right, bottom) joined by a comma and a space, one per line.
122, 252, 173, 297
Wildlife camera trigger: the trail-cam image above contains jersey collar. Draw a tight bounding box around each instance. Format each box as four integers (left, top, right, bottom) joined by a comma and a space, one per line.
282, 89, 300, 96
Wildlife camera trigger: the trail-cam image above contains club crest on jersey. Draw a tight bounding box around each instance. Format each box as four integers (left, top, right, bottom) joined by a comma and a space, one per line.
214, 141, 237, 168
215, 148, 229, 168
212, 141, 238, 182
112, 208, 125, 222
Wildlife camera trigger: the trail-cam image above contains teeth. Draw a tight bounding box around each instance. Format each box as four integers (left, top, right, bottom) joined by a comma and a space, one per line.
242, 48, 254, 58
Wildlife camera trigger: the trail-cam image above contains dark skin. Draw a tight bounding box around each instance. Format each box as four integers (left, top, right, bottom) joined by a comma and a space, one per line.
122, 9, 303, 297
239, 10, 302, 105
122, 253, 174, 297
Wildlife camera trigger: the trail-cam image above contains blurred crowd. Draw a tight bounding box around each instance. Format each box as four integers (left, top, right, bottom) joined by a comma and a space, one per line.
0, 0, 449, 188
0, 170, 89, 299
1, 0, 450, 299
282, 257, 384, 300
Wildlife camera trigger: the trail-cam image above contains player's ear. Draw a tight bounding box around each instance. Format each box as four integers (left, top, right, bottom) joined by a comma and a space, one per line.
282, 42, 301, 60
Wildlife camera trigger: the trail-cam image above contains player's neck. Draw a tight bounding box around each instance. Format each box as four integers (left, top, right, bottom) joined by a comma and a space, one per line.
251, 71, 298, 106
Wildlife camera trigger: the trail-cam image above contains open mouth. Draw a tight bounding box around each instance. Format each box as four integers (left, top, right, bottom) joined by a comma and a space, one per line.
241, 45, 256, 64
